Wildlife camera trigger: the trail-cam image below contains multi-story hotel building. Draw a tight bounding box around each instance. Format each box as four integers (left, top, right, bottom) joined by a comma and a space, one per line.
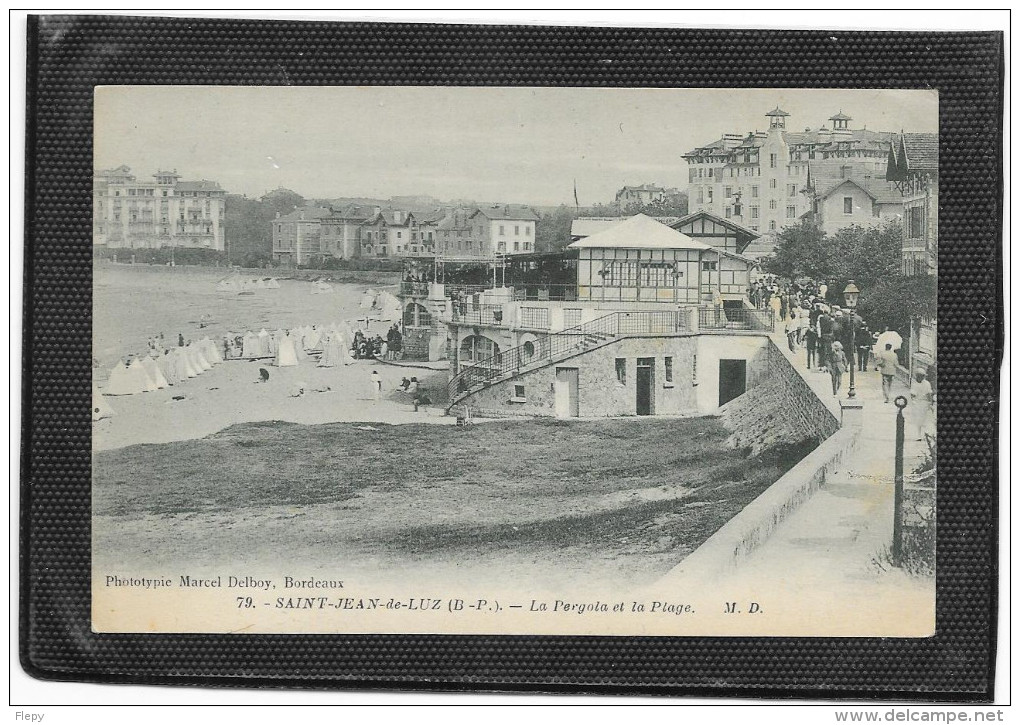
683, 108, 897, 236
93, 165, 227, 251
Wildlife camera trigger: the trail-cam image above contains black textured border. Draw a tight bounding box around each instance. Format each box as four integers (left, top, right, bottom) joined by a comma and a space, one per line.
21, 16, 1004, 698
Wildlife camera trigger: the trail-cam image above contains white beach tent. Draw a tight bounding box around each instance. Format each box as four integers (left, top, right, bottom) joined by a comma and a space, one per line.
157, 349, 181, 385
241, 331, 260, 359
317, 331, 344, 367
105, 359, 136, 396
187, 343, 212, 372
199, 337, 223, 365
175, 346, 199, 378
142, 355, 169, 389
304, 326, 323, 351
257, 329, 272, 357
275, 334, 299, 367
128, 357, 158, 392
266, 278, 281, 289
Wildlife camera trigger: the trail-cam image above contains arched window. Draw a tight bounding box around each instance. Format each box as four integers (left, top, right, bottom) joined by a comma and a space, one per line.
460, 335, 500, 362
403, 302, 433, 328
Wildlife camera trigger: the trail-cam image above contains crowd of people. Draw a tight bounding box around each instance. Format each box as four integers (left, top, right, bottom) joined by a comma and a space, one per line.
756, 275, 934, 441
348, 324, 404, 361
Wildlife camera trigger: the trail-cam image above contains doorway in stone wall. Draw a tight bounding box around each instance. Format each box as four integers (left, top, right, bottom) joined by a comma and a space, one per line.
636, 357, 655, 415
718, 358, 747, 406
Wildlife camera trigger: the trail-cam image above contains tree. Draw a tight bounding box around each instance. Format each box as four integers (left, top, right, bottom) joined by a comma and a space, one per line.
224, 188, 305, 266
825, 221, 903, 291
644, 190, 689, 218
765, 219, 903, 290
763, 220, 827, 280
857, 274, 936, 334
535, 204, 578, 253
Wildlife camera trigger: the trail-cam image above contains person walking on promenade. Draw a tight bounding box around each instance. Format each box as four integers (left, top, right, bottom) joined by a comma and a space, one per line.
768, 290, 782, 325
805, 325, 818, 370
876, 343, 899, 403
908, 371, 934, 440
370, 369, 382, 402
817, 307, 834, 371
785, 311, 798, 352
856, 321, 872, 372
829, 341, 848, 396
797, 303, 809, 345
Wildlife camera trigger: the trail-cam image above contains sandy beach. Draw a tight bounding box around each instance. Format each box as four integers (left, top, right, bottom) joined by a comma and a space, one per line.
93, 263, 448, 451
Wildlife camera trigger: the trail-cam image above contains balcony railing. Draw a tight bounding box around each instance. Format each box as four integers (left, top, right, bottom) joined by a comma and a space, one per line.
698, 306, 774, 332
450, 304, 506, 326
510, 284, 579, 301
400, 281, 430, 297
445, 284, 495, 301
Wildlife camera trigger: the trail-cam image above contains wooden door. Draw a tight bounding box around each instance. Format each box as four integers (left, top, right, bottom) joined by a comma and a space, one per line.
554, 367, 579, 418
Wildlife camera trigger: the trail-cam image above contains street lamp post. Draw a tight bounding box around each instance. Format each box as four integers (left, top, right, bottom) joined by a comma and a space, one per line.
843, 280, 860, 399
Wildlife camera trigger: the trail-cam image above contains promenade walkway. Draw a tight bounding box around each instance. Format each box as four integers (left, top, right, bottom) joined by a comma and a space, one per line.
653, 324, 935, 636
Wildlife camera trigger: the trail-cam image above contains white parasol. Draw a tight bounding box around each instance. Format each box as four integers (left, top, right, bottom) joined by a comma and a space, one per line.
876, 330, 903, 352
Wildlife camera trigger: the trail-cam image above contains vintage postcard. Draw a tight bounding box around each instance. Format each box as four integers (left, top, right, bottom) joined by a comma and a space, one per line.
91, 86, 938, 636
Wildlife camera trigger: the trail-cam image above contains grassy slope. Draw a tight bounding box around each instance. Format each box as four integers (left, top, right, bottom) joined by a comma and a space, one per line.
94, 418, 813, 565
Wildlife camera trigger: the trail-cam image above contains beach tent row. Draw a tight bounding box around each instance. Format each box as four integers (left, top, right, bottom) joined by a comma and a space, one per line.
233, 324, 354, 369
103, 337, 223, 397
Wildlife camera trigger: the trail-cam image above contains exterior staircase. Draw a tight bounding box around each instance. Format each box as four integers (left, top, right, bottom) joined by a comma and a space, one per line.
446, 310, 690, 411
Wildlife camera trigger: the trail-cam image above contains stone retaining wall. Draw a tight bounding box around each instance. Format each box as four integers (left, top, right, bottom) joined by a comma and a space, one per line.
401, 327, 431, 360
454, 336, 701, 418
718, 340, 840, 455
662, 424, 862, 582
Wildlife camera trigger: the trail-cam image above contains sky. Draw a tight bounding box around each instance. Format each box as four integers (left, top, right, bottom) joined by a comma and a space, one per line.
95, 86, 938, 207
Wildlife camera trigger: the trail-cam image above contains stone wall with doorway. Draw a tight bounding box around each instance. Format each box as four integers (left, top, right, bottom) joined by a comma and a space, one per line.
452, 335, 780, 419
717, 340, 840, 454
